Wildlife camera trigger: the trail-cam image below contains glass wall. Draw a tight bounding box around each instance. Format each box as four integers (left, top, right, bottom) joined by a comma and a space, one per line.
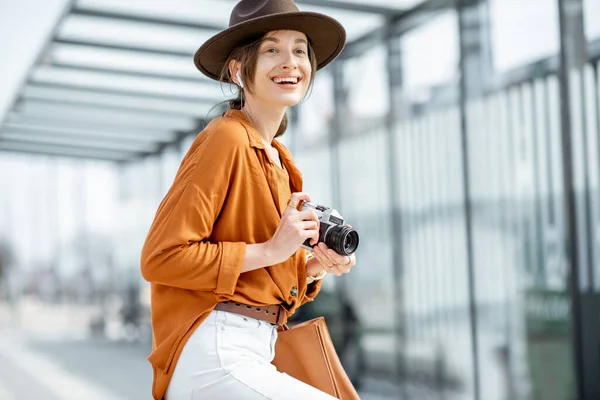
292, 1, 598, 398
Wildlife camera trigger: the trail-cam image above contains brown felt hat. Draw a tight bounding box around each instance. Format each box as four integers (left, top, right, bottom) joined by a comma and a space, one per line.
194, 0, 346, 81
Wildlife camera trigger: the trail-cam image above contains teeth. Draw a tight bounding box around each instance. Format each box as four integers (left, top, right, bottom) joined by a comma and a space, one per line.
273, 77, 298, 84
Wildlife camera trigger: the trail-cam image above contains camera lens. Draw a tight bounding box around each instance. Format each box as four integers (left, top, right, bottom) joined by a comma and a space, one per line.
326, 225, 359, 256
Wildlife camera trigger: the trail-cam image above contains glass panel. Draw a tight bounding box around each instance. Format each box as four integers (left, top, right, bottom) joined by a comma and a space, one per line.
0, 141, 130, 160
30, 66, 228, 101
0, 131, 157, 153
489, 0, 560, 73
14, 101, 198, 131
3, 122, 172, 143
48, 44, 200, 79
464, 77, 576, 399
160, 144, 181, 195
401, 11, 459, 96
22, 85, 216, 117
5, 115, 176, 141
344, 45, 390, 119
584, 0, 600, 41
296, 4, 383, 41
295, 147, 334, 208
336, 128, 395, 378
58, 14, 214, 54
297, 72, 334, 144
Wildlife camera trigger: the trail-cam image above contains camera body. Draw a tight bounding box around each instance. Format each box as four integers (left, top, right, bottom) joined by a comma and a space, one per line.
300, 202, 359, 256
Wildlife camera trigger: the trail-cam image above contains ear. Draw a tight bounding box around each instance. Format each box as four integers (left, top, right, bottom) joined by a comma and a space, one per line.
228, 60, 241, 85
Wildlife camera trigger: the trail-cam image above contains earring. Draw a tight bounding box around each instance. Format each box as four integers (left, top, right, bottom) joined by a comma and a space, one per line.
236, 71, 244, 88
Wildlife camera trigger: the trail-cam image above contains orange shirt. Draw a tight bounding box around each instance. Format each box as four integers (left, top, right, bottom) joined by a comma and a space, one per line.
140, 109, 322, 400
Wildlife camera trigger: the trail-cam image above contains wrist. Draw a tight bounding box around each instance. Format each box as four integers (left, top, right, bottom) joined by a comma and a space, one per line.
306, 256, 326, 279
306, 268, 327, 284
305, 256, 321, 277
261, 241, 275, 266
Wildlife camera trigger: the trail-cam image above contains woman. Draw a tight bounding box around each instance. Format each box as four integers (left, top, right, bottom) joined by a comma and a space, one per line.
141, 1, 355, 399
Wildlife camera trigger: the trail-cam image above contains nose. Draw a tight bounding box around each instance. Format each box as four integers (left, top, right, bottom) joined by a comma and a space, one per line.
279, 50, 298, 70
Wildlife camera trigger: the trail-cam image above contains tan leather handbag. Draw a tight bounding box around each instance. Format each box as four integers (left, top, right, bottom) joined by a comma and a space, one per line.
271, 317, 360, 399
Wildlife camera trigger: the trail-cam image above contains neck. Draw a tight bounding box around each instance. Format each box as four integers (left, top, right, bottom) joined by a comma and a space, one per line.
241, 99, 286, 146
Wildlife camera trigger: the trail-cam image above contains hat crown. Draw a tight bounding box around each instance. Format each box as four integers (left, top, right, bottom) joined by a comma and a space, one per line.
230, 0, 300, 27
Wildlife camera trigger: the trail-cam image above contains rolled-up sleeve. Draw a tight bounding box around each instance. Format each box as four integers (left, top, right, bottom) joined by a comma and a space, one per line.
140, 127, 247, 294
301, 279, 323, 305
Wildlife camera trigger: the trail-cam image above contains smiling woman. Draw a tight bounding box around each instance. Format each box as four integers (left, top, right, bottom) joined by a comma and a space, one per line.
139, 1, 353, 400
217, 30, 318, 139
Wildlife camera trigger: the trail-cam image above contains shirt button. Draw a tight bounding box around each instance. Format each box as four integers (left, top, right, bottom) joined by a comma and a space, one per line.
290, 286, 298, 297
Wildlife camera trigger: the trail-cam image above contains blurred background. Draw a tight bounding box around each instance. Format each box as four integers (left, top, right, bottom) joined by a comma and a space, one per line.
1, 0, 600, 399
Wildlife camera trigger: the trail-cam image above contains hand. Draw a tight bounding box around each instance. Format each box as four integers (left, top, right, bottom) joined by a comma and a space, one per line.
265, 192, 320, 265
309, 242, 356, 277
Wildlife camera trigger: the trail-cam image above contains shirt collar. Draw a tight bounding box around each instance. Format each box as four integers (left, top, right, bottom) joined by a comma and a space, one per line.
224, 109, 265, 149
223, 109, 302, 189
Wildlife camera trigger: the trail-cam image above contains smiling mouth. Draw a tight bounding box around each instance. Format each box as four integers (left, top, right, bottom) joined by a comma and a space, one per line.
271, 77, 301, 86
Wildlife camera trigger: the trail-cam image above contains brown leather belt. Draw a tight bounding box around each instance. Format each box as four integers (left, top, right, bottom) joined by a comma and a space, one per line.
214, 301, 286, 326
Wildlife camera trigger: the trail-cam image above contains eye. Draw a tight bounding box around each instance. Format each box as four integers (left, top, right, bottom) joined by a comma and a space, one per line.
265, 48, 277, 54
295, 49, 307, 55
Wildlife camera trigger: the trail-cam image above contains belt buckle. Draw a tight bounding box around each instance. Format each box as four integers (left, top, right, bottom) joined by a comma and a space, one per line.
275, 305, 286, 327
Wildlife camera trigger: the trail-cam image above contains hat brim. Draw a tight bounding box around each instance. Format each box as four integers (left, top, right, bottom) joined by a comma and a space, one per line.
194, 12, 346, 81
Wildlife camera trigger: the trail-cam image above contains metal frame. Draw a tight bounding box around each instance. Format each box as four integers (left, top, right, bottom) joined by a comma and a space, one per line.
384, 31, 408, 398
21, 81, 219, 104
70, 7, 225, 31
3, 123, 172, 144
0, 140, 136, 161
53, 38, 192, 57
556, 0, 598, 398
15, 98, 208, 119
46, 63, 207, 84
3, 115, 177, 141
296, 0, 413, 14
456, 1, 482, 398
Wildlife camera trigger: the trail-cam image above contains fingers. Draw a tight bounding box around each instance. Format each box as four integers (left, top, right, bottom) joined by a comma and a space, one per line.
301, 227, 319, 246
312, 247, 342, 276
314, 243, 337, 266
297, 208, 319, 222
312, 243, 353, 275
288, 192, 312, 210
299, 220, 318, 231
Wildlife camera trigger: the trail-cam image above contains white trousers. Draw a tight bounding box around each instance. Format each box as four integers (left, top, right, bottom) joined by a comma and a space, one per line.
165, 309, 338, 400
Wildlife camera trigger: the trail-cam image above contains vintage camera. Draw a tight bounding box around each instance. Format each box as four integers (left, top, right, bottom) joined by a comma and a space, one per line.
300, 202, 359, 256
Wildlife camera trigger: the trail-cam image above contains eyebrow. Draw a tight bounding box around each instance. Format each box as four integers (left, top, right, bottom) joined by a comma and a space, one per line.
262, 37, 308, 45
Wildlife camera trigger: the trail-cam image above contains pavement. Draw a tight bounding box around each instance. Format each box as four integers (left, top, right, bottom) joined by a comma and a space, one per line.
0, 298, 399, 400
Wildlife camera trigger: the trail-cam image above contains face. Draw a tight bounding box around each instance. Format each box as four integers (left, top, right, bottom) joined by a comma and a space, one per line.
247, 30, 312, 107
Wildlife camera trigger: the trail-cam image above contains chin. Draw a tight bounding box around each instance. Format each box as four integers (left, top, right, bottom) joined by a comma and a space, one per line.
273, 95, 303, 107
